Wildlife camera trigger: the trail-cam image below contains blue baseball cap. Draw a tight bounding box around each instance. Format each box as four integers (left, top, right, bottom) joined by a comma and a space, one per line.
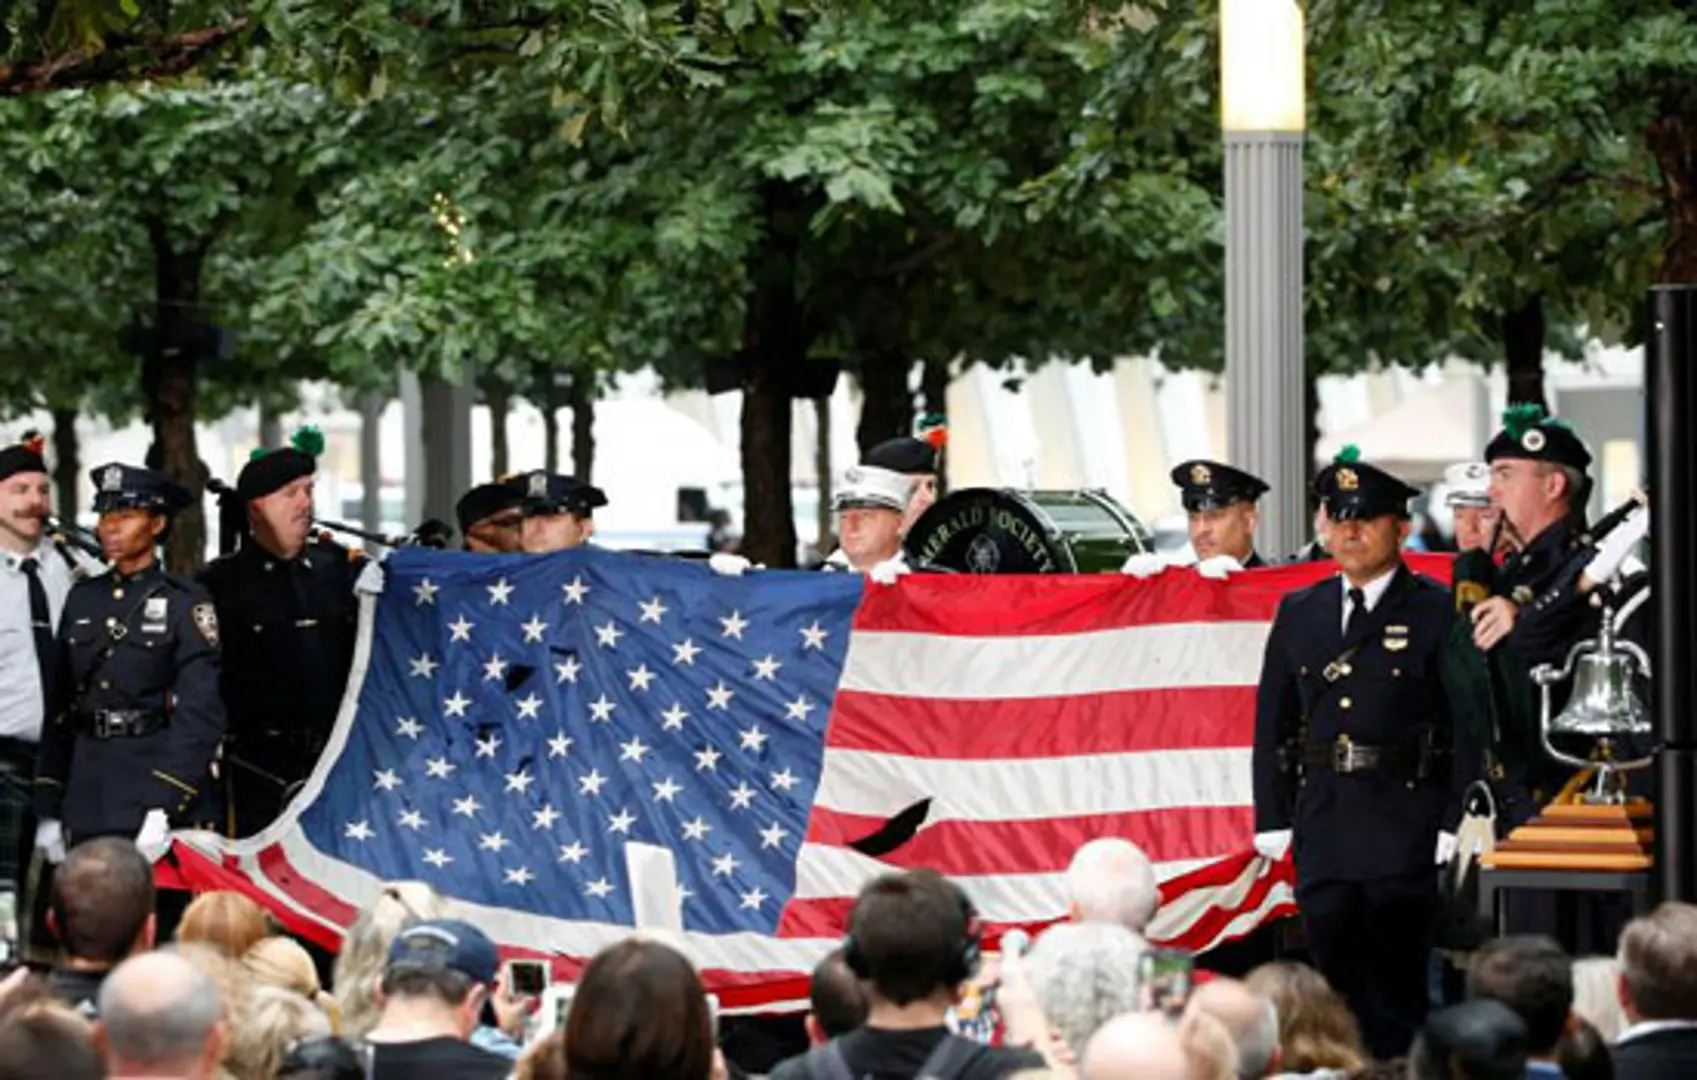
385, 919, 500, 985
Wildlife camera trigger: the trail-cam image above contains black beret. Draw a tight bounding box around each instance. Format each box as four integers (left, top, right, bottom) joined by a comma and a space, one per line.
0, 446, 46, 483
503, 470, 608, 517
1170, 459, 1269, 512
1483, 404, 1592, 473
863, 437, 939, 476
236, 448, 316, 501
456, 482, 526, 534
90, 462, 191, 516
1313, 448, 1421, 521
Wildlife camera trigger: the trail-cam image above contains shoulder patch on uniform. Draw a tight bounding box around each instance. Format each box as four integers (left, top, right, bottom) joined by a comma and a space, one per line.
192, 602, 220, 648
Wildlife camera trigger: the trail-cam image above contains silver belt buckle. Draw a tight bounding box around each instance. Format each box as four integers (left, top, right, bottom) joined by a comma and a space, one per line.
1333, 734, 1356, 773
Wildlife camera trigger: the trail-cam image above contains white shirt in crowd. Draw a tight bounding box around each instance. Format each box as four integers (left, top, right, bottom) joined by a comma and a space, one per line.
0, 543, 76, 742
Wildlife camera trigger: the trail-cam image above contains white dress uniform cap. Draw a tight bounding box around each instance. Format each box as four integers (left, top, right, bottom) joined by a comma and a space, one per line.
1443, 461, 1492, 508
832, 465, 916, 513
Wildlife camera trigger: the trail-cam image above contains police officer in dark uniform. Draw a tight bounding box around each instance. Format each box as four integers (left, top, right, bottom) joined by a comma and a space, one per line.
503, 470, 607, 554
1252, 447, 1478, 1058
32, 463, 224, 859
1170, 459, 1271, 568
198, 429, 361, 837
455, 482, 526, 554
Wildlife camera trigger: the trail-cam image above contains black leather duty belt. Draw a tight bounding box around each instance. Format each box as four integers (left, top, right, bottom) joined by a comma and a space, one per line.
1301, 733, 1447, 782
76, 710, 168, 739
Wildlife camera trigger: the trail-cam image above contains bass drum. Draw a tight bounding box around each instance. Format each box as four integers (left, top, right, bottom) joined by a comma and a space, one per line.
904, 488, 1152, 574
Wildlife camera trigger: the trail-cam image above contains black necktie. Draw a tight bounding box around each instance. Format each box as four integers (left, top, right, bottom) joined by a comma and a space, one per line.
1344, 586, 1366, 641
20, 557, 55, 707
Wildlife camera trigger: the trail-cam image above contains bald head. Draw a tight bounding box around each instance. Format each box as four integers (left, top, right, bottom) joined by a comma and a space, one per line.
1065, 838, 1159, 932
1188, 978, 1280, 1078
1083, 1012, 1190, 1080
97, 951, 224, 1077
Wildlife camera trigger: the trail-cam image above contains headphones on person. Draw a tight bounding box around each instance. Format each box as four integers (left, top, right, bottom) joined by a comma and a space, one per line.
842, 876, 982, 986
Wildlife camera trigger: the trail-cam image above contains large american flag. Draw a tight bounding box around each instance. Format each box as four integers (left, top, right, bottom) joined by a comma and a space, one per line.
167, 547, 1453, 1009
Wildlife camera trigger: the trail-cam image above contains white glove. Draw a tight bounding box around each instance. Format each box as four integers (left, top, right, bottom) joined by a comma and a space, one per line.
33, 819, 66, 865
1584, 504, 1649, 585
867, 557, 910, 585
1253, 830, 1292, 860
1195, 554, 1243, 580
708, 553, 754, 577
355, 559, 387, 596
1435, 830, 1458, 866
1120, 552, 1170, 579
135, 809, 172, 864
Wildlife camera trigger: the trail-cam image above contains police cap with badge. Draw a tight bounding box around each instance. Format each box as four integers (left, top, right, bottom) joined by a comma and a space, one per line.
505, 470, 608, 518
1443, 462, 1492, 509
1170, 459, 1270, 513
1484, 403, 1593, 473
92, 462, 192, 517
456, 482, 526, 535
1312, 445, 1420, 520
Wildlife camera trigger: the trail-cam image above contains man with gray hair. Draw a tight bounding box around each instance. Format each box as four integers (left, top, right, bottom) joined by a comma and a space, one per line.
94, 951, 225, 1080
1024, 922, 1148, 1060
1063, 837, 1159, 933
1185, 977, 1281, 1078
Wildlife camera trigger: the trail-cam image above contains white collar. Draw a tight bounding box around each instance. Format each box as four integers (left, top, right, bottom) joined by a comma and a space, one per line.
1615, 1018, 1697, 1045
1341, 564, 1399, 611
0, 541, 53, 573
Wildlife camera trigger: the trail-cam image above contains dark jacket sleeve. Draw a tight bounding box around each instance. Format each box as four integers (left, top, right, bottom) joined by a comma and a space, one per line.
147, 582, 227, 817
1253, 595, 1300, 832
1505, 555, 1590, 665
32, 614, 77, 820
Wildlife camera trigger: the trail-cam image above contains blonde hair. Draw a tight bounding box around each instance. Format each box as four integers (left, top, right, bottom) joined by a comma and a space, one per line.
1180, 1009, 1240, 1080
226, 986, 332, 1079
1571, 956, 1629, 1042
331, 881, 452, 1038
178, 891, 272, 962
170, 941, 254, 1080
1246, 961, 1366, 1074
245, 936, 340, 1033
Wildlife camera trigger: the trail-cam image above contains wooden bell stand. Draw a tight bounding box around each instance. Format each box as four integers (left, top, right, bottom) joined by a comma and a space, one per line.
1482, 766, 1654, 872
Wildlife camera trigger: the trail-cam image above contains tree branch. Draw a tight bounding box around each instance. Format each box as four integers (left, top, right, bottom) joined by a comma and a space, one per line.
0, 17, 250, 97
856, 231, 960, 281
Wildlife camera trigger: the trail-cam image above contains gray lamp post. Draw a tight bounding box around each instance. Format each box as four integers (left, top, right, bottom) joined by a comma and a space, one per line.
1221, 0, 1308, 558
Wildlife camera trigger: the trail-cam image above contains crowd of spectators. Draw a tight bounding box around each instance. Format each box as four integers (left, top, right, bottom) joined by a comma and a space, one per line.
0, 832, 1693, 1078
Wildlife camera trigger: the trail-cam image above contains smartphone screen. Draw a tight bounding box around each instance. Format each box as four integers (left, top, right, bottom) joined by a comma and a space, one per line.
508, 960, 548, 997
1137, 948, 1194, 1017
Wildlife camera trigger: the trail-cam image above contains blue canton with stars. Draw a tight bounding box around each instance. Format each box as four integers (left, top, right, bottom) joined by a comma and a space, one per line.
299, 547, 863, 935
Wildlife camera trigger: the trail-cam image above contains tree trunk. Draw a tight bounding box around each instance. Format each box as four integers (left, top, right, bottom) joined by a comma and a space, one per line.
257, 402, 282, 449
141, 221, 210, 574
815, 396, 833, 559
485, 377, 511, 478
1649, 94, 1697, 283
855, 347, 914, 455
1502, 296, 1548, 409
738, 190, 808, 569
567, 371, 596, 481
538, 368, 564, 473
50, 407, 77, 520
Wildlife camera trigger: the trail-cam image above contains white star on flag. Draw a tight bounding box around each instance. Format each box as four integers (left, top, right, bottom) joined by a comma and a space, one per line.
443, 691, 471, 718
475, 733, 502, 758
516, 693, 543, 720
760, 822, 789, 849
682, 817, 711, 841
395, 716, 424, 739
479, 831, 510, 852
801, 621, 829, 650
660, 704, 688, 731
694, 746, 722, 772
588, 695, 616, 722
373, 769, 402, 791
558, 842, 588, 864
739, 725, 769, 752
607, 809, 636, 835
719, 610, 749, 639
505, 867, 535, 886
639, 596, 669, 624
619, 737, 650, 763
728, 782, 757, 810
578, 769, 607, 796
706, 682, 733, 710
595, 621, 624, 649
423, 848, 453, 868
532, 804, 561, 830
521, 615, 548, 642
398, 809, 426, 830
769, 769, 799, 791
487, 578, 514, 605
452, 794, 483, 817
409, 653, 439, 679
562, 576, 589, 604
711, 852, 740, 877
345, 820, 374, 841
751, 654, 781, 680
482, 653, 509, 681
672, 639, 701, 666
785, 696, 816, 722
412, 579, 439, 606
504, 769, 534, 793
740, 887, 768, 910
448, 616, 474, 642
555, 656, 581, 684
425, 758, 456, 779
585, 878, 613, 898
627, 664, 656, 692
547, 733, 573, 758
652, 777, 682, 802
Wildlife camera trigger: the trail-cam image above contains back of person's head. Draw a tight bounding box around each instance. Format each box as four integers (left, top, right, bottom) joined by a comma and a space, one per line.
1081, 1011, 1190, 1080
1064, 837, 1160, 932
96, 951, 225, 1078
1570, 956, 1629, 1042
1186, 977, 1280, 1078
1180, 1008, 1240, 1080
845, 869, 978, 1006
1616, 901, 1697, 1022
51, 837, 156, 965
1465, 934, 1573, 1055
806, 947, 867, 1045
173, 939, 256, 1069
1408, 999, 1528, 1080
227, 986, 333, 1079
1024, 922, 1147, 1060
1558, 1016, 1613, 1080
246, 935, 339, 1030
564, 936, 716, 1080
277, 1035, 370, 1079
0, 1000, 103, 1080
177, 890, 272, 961
1244, 960, 1365, 1074
516, 1030, 568, 1080
332, 881, 451, 1038
377, 918, 498, 1040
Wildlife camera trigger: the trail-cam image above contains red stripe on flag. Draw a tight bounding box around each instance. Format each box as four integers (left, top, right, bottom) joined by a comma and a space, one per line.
825, 688, 1258, 757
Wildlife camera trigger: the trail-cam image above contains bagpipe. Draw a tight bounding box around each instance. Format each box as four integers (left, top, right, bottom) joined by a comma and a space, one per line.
205, 477, 454, 554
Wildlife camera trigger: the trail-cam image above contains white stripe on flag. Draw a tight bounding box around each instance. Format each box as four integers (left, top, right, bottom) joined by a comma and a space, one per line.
837, 622, 1272, 699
